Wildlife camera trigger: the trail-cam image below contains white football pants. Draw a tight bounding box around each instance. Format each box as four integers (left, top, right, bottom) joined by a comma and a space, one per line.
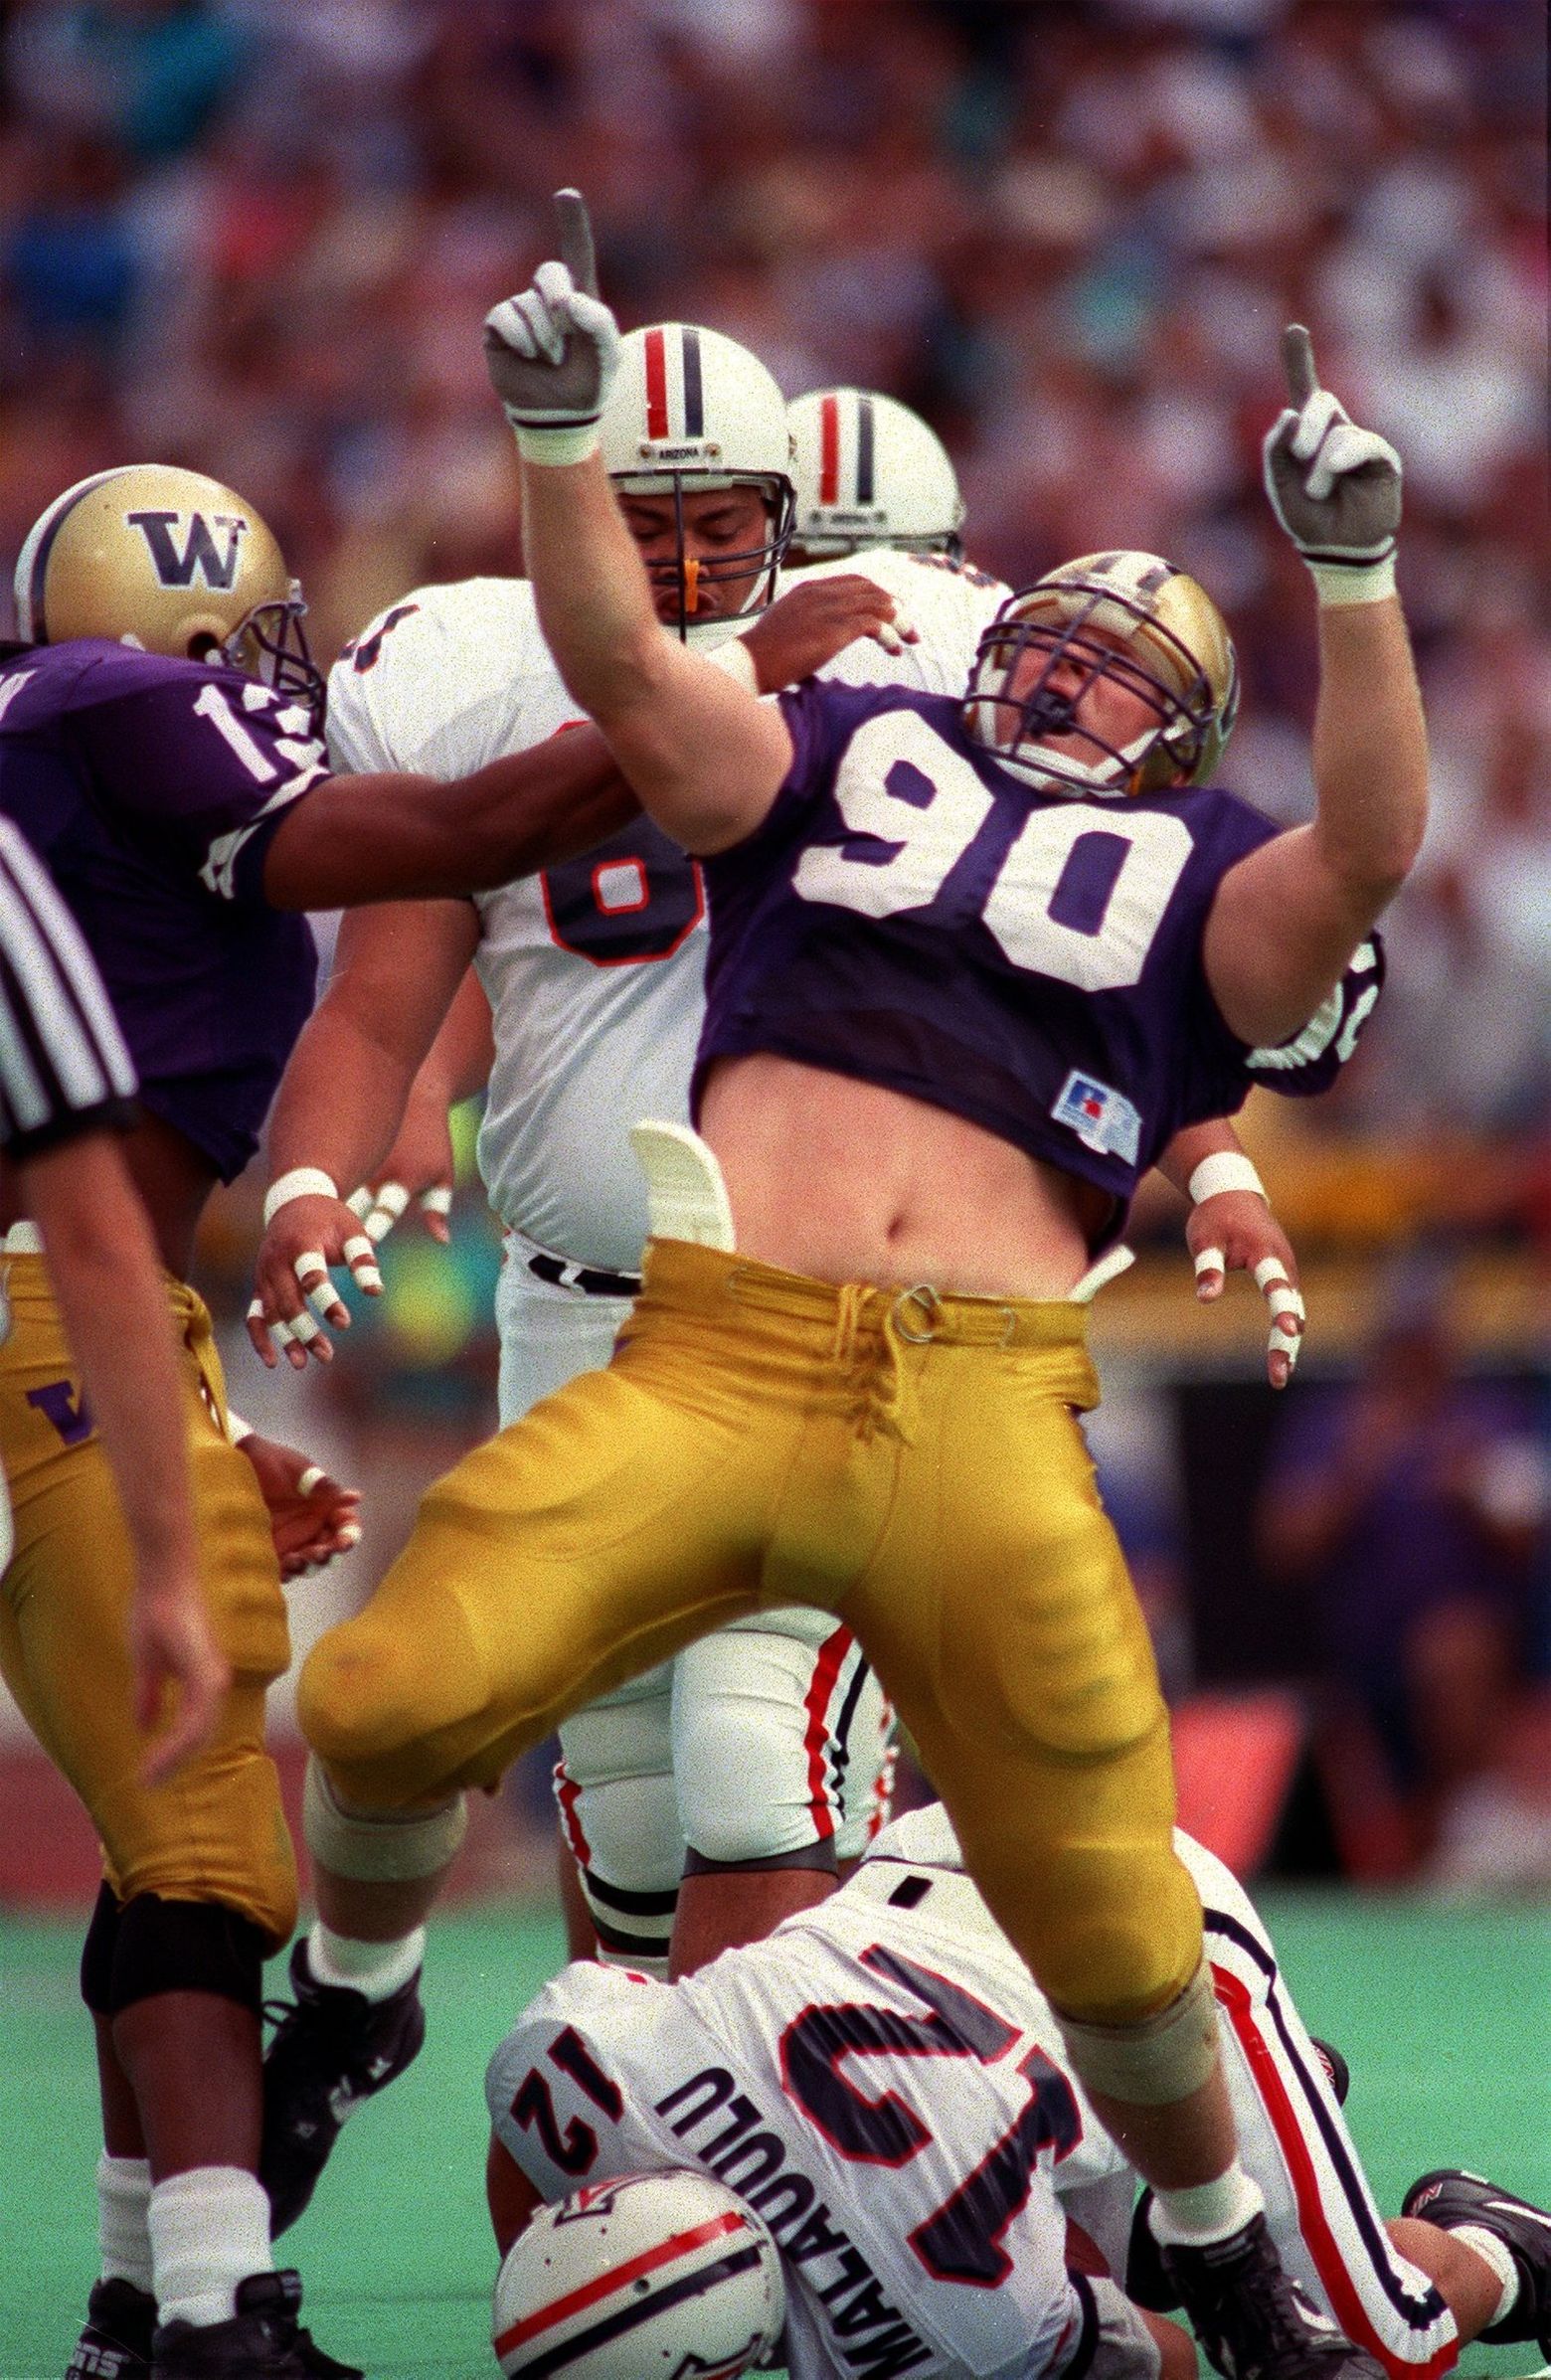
495, 1246, 897, 1969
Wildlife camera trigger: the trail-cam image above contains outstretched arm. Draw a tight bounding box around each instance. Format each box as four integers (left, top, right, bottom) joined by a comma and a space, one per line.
484, 191, 793, 854
1205, 328, 1427, 1047
260, 719, 638, 910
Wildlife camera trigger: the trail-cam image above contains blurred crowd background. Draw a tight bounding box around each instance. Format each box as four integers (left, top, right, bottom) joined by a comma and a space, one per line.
0, 0, 1545, 1897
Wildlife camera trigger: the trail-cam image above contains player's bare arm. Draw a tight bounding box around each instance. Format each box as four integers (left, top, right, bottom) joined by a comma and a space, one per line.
249, 899, 480, 1366
1204, 327, 1427, 1046
357, 964, 496, 1249
260, 718, 639, 909
485, 194, 793, 856
21, 1131, 228, 1784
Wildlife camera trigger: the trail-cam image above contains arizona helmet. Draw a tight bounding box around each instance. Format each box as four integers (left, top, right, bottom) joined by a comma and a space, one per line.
964, 549, 1239, 799
14, 464, 324, 722
601, 324, 795, 642
788, 388, 965, 561
492, 2169, 784, 2380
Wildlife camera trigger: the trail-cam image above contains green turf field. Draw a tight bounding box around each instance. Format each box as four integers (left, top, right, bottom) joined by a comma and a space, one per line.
3, 1891, 1547, 2379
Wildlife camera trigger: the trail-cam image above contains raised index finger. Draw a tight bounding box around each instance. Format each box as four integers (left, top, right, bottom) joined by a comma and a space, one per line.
554, 188, 598, 297
1282, 323, 1318, 408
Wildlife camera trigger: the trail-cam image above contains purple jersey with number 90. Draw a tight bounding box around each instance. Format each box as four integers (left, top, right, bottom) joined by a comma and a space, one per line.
696, 680, 1375, 1246
0, 637, 325, 1180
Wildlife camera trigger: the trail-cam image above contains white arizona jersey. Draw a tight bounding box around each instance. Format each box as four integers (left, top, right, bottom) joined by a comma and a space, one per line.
488, 1811, 1141, 2380
776, 546, 1009, 694
324, 556, 1006, 1272
488, 1805, 1459, 2380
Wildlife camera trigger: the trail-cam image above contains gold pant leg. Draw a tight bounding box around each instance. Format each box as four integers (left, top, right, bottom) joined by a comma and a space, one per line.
0, 1260, 296, 1944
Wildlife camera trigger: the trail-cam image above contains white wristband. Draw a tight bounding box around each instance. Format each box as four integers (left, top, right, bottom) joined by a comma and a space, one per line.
1307, 555, 1397, 606
1188, 1153, 1267, 1206
512, 419, 603, 466
226, 1408, 255, 1445
262, 1166, 340, 1226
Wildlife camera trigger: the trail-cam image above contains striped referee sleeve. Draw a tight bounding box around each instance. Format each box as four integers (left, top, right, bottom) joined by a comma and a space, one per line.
0, 814, 138, 1160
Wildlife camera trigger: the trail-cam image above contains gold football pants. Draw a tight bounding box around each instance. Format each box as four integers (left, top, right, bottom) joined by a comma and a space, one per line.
301, 1238, 1202, 2022
0, 1254, 297, 1944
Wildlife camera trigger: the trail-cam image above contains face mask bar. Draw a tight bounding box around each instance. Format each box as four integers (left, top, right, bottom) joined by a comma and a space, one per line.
963, 586, 1211, 796
626, 474, 796, 641
228, 588, 328, 732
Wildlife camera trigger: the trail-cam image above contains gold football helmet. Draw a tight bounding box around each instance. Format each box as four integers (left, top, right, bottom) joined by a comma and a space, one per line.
963, 550, 1240, 799
14, 464, 324, 719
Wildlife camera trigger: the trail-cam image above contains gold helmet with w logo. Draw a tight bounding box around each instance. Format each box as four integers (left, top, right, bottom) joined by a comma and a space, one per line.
14, 463, 323, 717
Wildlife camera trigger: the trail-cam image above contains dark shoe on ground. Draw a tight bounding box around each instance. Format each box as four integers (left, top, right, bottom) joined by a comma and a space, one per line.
66, 2278, 154, 2378
1401, 2167, 1551, 2355
1161, 2210, 1387, 2380
1127, 2038, 1352, 2315
151, 2271, 362, 2380
260, 1937, 425, 2236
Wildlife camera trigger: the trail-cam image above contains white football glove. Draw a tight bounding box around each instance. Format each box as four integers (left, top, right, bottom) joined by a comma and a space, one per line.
1262, 325, 1402, 605
483, 189, 619, 464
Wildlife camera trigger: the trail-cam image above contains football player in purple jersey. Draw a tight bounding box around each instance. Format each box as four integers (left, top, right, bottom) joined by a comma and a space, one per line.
2, 460, 659, 2379
465, 205, 1423, 2380
0, 812, 227, 1789
281, 195, 1425, 2380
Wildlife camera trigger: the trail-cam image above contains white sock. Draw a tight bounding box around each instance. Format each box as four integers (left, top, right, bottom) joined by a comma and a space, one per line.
1452, 2226, 1520, 2328
309, 1921, 424, 2002
1150, 2165, 1267, 2246
148, 2166, 270, 2328
96, 2153, 154, 2294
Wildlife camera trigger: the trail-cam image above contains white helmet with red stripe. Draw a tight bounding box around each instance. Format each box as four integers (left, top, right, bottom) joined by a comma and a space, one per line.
493, 2168, 784, 2379
787, 389, 965, 562
600, 323, 795, 641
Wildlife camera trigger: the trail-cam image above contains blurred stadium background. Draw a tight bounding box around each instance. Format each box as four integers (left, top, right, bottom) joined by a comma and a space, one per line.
0, 0, 1546, 1891
0, 2, 1545, 2360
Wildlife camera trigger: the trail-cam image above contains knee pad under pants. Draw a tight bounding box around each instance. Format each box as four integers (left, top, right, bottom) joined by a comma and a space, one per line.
552, 1619, 898, 1959
0, 1261, 298, 1948
80, 1882, 264, 2016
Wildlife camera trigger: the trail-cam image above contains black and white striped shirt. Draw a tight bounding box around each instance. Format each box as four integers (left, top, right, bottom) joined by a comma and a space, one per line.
0, 813, 137, 1160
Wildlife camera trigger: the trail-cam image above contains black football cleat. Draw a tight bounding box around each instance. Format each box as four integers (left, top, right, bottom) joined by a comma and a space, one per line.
1161, 2210, 1388, 2380
66, 2278, 154, 2378
1128, 2038, 1352, 2315
261, 1937, 425, 2236
1401, 2168, 1551, 2356
151, 2270, 362, 2380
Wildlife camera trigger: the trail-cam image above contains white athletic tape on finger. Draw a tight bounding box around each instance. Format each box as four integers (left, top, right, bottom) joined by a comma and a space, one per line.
1270, 1321, 1303, 1361
346, 1186, 375, 1220
1193, 1247, 1226, 1279
247, 1298, 265, 1326
372, 1182, 411, 1222
341, 1233, 382, 1287
420, 1186, 453, 1218
338, 1522, 362, 1550
286, 1311, 321, 1346
270, 1317, 295, 1349
297, 1465, 326, 1498
1253, 1258, 1305, 1310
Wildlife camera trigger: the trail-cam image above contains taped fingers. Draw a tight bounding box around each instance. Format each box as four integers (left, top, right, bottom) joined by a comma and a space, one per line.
1254, 1257, 1306, 1371
341, 1232, 383, 1289
363, 1182, 409, 1244
294, 1251, 347, 1323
